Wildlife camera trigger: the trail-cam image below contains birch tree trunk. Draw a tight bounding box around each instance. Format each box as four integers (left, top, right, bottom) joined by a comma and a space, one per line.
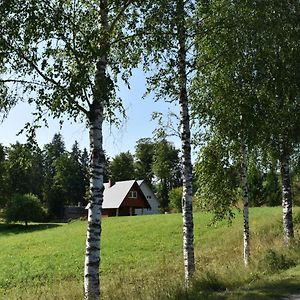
280, 151, 294, 245
84, 2, 109, 298
84, 61, 107, 300
177, 0, 195, 285
241, 139, 250, 266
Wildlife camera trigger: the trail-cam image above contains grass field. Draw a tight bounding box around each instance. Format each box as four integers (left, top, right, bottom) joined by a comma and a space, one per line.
1, 207, 300, 299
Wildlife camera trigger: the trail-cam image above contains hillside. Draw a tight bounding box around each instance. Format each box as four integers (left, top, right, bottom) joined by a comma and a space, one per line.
1, 207, 300, 299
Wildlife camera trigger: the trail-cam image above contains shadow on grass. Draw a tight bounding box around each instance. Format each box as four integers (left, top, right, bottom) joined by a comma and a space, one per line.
240, 277, 300, 300
167, 276, 300, 300
0, 223, 61, 235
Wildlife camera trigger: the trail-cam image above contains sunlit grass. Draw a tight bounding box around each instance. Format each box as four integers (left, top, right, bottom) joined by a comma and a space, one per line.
1, 207, 300, 299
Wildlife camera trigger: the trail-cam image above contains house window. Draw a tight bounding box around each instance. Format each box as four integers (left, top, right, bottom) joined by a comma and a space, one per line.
128, 191, 137, 198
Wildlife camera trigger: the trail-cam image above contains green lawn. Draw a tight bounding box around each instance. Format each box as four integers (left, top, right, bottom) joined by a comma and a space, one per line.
1, 207, 300, 299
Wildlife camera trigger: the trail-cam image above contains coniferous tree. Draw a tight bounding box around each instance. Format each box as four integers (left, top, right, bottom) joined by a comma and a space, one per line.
0, 144, 7, 207
152, 139, 181, 212
43, 133, 65, 218
134, 138, 155, 186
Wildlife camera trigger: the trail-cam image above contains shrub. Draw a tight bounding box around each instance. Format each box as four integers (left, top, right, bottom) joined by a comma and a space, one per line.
194, 271, 227, 292
168, 187, 182, 213
5, 193, 45, 226
44, 187, 65, 219
259, 249, 296, 273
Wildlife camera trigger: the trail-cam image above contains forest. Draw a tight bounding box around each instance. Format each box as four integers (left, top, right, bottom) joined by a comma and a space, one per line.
0, 134, 184, 219
0, 0, 299, 299
1, 133, 300, 221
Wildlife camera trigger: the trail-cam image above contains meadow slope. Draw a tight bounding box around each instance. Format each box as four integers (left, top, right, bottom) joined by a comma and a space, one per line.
1, 207, 300, 299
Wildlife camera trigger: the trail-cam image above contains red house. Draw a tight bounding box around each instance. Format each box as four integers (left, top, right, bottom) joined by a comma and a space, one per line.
101, 180, 151, 217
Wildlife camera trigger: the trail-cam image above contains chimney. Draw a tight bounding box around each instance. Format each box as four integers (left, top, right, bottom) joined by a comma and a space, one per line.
108, 178, 115, 187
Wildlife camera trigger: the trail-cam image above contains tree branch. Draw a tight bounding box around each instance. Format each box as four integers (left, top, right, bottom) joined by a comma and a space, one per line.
109, 0, 133, 34
0, 79, 47, 86
1, 38, 89, 117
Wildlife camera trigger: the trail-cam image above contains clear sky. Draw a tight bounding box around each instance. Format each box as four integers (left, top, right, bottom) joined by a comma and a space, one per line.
0, 69, 180, 159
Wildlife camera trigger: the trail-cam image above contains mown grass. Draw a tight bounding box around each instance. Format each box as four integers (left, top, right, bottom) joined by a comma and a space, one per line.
1, 207, 300, 299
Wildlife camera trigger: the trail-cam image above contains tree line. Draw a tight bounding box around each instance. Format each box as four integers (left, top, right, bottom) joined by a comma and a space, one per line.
0, 134, 89, 219
1, 0, 299, 298
2, 133, 297, 220
0, 134, 183, 218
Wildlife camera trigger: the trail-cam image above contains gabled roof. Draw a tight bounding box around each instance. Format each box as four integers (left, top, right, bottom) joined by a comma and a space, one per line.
102, 179, 136, 209
136, 179, 144, 185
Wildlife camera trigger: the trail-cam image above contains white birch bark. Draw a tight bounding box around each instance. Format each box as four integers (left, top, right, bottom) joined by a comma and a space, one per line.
280, 152, 294, 245
84, 2, 109, 298
84, 104, 104, 300
241, 139, 250, 266
177, 0, 195, 285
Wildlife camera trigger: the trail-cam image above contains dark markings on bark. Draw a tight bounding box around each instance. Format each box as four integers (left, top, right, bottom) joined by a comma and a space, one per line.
280, 149, 294, 245
177, 0, 195, 286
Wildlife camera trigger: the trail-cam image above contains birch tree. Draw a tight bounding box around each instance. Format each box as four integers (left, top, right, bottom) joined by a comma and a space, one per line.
192, 0, 266, 266
252, 0, 300, 245
140, 0, 196, 284
193, 0, 300, 251
0, 1, 147, 298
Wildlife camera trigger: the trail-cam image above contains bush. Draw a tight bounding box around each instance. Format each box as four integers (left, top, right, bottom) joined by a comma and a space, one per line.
44, 187, 65, 219
259, 249, 296, 273
168, 187, 182, 213
5, 194, 45, 226
194, 271, 227, 292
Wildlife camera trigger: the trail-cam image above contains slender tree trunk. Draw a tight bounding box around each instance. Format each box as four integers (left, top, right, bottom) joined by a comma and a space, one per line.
84, 2, 109, 299
84, 67, 106, 300
177, 0, 195, 286
241, 139, 250, 266
280, 151, 294, 245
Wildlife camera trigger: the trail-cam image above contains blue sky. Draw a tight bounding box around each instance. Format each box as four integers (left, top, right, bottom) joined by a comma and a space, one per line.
0, 69, 180, 159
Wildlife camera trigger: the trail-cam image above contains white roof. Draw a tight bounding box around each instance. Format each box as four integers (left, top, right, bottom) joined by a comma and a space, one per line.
102, 180, 136, 209
137, 179, 144, 185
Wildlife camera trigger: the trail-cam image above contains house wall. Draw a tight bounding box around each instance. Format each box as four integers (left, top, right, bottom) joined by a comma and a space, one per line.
135, 182, 159, 215
103, 183, 150, 217
121, 182, 150, 209
102, 208, 117, 217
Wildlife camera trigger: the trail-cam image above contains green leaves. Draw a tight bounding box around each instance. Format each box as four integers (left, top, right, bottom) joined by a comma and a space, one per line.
195, 135, 239, 223
0, 0, 153, 131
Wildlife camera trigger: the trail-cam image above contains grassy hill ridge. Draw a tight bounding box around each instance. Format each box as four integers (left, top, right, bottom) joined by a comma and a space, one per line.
1, 207, 300, 299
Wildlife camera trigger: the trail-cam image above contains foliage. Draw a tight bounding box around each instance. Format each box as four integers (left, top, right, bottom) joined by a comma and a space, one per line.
140, 0, 196, 102
109, 151, 135, 182
44, 186, 64, 220
0, 144, 7, 208
247, 154, 264, 207
43, 133, 65, 213
0, 134, 92, 219
5, 193, 45, 226
194, 0, 300, 157
168, 187, 183, 213
263, 167, 281, 207
134, 138, 155, 186
195, 135, 239, 222
53, 152, 87, 206
41, 135, 89, 218
152, 139, 181, 211
259, 249, 296, 274
5, 142, 44, 199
